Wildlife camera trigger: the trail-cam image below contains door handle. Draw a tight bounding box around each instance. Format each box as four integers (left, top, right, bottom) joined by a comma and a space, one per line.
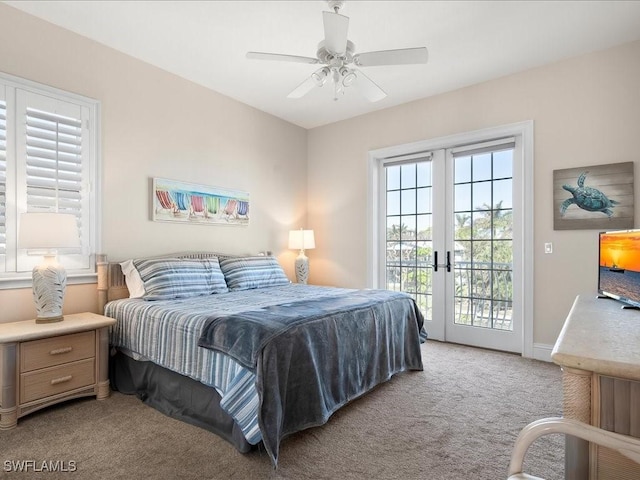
432, 250, 452, 272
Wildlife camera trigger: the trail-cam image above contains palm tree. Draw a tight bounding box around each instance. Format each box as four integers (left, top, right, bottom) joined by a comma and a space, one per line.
388, 223, 409, 240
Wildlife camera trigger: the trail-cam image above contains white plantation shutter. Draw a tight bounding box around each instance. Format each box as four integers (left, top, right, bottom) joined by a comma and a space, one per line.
0, 96, 6, 265
16, 91, 91, 272
0, 73, 98, 285
25, 107, 84, 216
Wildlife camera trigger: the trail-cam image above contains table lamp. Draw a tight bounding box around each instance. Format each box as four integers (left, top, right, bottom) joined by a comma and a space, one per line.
18, 212, 81, 323
288, 228, 315, 284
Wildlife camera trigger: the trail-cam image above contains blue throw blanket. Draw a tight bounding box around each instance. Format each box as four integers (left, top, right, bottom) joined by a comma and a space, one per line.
198, 289, 426, 466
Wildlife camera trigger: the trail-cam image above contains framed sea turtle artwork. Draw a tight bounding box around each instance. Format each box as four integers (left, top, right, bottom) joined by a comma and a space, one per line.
553, 162, 634, 230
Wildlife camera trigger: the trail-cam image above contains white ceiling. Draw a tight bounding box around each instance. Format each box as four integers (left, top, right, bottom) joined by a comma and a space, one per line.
6, 1, 640, 129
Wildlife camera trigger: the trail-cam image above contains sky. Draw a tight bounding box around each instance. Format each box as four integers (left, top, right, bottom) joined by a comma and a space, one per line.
600, 232, 640, 272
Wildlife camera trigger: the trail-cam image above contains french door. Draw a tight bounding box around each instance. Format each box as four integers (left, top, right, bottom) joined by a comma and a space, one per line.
378, 137, 523, 353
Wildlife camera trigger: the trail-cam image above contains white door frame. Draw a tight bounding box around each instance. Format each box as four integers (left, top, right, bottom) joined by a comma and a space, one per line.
366, 121, 534, 358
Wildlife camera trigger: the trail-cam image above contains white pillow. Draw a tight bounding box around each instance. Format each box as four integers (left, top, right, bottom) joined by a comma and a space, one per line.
120, 259, 146, 298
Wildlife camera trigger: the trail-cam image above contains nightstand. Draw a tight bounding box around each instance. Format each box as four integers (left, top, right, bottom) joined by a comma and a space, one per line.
0, 312, 116, 429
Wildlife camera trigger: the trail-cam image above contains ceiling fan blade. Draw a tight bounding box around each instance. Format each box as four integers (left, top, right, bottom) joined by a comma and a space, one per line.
354, 47, 429, 67
246, 52, 319, 64
355, 70, 387, 102
287, 76, 318, 99
323, 11, 349, 55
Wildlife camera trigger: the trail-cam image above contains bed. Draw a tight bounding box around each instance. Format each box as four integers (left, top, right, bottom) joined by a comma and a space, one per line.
97, 252, 427, 465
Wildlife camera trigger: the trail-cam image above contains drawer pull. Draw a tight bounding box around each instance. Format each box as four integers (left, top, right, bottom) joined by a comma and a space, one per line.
50, 375, 73, 385
50, 347, 73, 355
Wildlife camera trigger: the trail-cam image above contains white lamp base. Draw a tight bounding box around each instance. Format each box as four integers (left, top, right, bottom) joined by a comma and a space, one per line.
295, 251, 310, 284
32, 256, 67, 323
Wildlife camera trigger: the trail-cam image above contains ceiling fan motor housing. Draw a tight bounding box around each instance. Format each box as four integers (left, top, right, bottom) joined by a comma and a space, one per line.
317, 40, 355, 65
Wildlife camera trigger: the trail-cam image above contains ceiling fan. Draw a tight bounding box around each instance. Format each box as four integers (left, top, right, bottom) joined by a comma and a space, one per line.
246, 0, 428, 102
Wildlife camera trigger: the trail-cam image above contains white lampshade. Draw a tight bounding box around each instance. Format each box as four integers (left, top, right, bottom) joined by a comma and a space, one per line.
18, 212, 80, 324
19, 212, 81, 251
288, 229, 315, 251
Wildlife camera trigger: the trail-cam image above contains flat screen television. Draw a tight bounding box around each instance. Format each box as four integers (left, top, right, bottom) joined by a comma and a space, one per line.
598, 229, 640, 308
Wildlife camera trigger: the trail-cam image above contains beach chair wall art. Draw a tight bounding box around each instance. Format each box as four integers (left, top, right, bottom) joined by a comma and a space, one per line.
152, 177, 250, 226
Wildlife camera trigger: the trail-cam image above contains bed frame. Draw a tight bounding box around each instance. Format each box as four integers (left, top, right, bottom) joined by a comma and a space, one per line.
96, 252, 255, 454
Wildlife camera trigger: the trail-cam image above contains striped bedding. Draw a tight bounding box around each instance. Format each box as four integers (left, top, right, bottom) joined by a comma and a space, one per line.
105, 283, 356, 444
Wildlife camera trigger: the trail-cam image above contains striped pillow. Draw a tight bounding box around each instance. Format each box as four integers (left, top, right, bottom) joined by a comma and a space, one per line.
219, 256, 290, 291
134, 257, 228, 300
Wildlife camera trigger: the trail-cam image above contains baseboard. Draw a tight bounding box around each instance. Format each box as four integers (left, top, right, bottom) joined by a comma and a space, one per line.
532, 343, 554, 363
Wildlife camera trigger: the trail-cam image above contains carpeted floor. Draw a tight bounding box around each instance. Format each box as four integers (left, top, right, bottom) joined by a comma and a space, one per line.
1, 340, 564, 480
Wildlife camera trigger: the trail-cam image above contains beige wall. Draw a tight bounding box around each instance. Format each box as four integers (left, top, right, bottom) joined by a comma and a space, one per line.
0, 4, 307, 322
307, 40, 640, 347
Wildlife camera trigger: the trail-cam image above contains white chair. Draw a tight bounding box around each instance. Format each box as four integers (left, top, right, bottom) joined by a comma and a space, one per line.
508, 417, 640, 480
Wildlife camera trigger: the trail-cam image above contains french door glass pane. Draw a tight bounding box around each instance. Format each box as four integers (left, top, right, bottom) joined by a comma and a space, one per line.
493, 150, 513, 178
385, 159, 432, 321
400, 216, 417, 239
387, 191, 400, 215
472, 182, 492, 210
472, 153, 492, 181
417, 162, 431, 187
401, 190, 416, 214
455, 183, 471, 211
417, 214, 432, 239
417, 187, 431, 213
493, 179, 512, 209
453, 148, 514, 330
454, 156, 471, 183
387, 165, 400, 190
401, 164, 416, 189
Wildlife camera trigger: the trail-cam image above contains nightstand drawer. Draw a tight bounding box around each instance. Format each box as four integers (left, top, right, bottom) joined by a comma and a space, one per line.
20, 331, 95, 372
20, 358, 95, 403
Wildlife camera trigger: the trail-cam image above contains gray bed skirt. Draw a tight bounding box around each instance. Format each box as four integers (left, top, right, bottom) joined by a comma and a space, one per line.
109, 348, 254, 453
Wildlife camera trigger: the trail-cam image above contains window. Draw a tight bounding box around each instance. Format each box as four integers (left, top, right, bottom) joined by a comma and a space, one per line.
0, 72, 100, 287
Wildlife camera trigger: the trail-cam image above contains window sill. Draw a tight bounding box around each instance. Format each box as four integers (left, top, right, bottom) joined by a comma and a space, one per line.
0, 272, 97, 290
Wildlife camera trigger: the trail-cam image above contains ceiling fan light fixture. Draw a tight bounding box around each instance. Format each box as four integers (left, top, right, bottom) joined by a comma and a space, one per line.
311, 67, 330, 86
340, 66, 357, 87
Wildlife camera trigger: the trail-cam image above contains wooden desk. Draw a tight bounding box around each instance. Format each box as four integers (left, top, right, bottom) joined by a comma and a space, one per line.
552, 294, 640, 480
